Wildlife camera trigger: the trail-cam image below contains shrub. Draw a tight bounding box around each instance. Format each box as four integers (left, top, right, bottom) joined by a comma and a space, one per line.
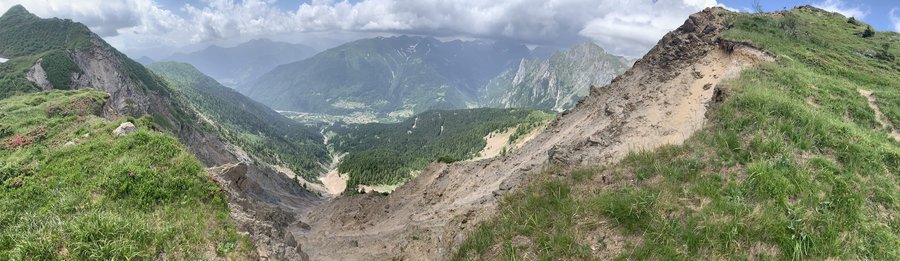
862, 26, 875, 38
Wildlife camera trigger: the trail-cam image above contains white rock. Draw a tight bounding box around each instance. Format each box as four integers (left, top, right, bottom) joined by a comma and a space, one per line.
113, 122, 137, 137
63, 141, 75, 147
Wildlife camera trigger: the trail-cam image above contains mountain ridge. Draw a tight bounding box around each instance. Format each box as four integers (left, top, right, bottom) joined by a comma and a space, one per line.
164, 38, 318, 87
482, 41, 632, 111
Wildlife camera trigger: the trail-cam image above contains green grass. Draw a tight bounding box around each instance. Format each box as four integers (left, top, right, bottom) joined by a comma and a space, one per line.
0, 90, 250, 259
456, 7, 900, 260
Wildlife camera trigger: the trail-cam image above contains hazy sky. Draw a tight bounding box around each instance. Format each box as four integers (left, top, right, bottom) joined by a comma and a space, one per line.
1, 0, 896, 59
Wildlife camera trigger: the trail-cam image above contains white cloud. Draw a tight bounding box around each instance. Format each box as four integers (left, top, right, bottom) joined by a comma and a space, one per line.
0, 0, 721, 58
814, 0, 868, 19
891, 8, 900, 32
0, 0, 183, 37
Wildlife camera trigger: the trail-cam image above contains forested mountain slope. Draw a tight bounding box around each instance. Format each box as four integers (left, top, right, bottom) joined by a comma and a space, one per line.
241, 36, 531, 119
149, 62, 329, 180
328, 108, 553, 193
165, 39, 318, 87
482, 42, 632, 111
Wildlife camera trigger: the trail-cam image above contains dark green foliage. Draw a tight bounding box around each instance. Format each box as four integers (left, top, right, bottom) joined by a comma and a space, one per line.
330, 108, 553, 192
0, 5, 91, 58
876, 43, 895, 62
847, 17, 860, 26
0, 56, 39, 99
149, 62, 329, 180
457, 8, 900, 260
40, 50, 80, 89
862, 25, 875, 38
0, 90, 249, 259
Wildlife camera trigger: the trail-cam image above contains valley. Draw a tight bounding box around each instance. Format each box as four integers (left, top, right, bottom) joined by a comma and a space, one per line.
1, 2, 899, 261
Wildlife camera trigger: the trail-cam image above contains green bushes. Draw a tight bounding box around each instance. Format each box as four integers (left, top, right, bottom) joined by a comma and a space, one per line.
40, 50, 80, 89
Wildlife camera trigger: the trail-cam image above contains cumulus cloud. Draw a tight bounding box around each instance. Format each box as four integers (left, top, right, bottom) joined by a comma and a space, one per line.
814, 0, 868, 19
891, 8, 900, 32
0, 0, 722, 57
0, 0, 183, 37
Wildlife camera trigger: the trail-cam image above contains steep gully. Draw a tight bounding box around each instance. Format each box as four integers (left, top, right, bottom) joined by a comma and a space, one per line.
207, 7, 774, 260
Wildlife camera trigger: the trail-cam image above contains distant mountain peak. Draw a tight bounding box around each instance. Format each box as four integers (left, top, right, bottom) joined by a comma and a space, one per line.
1, 5, 36, 20
572, 41, 606, 53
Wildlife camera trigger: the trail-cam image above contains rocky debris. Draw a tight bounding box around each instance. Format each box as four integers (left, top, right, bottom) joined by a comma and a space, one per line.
208, 162, 320, 260
25, 59, 53, 91
112, 122, 136, 136
63, 141, 76, 147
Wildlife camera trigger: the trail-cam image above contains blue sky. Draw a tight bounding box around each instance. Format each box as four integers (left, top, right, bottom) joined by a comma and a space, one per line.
1, 0, 898, 59
719, 0, 898, 31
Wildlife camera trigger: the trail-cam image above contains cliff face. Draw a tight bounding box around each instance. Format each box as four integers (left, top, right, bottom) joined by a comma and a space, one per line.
483, 42, 632, 112
289, 7, 773, 260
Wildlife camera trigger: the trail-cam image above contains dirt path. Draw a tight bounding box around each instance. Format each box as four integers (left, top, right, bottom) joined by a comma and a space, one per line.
858, 89, 900, 141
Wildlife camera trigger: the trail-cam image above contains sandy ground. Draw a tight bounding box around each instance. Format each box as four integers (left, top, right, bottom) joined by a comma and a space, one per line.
272, 165, 334, 196
358, 183, 404, 194
858, 89, 900, 141
473, 127, 517, 160
319, 154, 348, 197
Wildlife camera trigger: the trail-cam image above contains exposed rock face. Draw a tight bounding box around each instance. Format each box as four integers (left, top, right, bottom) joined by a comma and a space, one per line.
112, 122, 136, 136
70, 37, 156, 119
291, 7, 774, 260
483, 42, 632, 112
25, 59, 53, 91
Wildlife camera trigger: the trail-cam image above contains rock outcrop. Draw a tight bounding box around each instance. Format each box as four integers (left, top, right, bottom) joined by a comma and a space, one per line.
112, 122, 136, 136
290, 7, 774, 260
25, 59, 53, 91
483, 42, 632, 112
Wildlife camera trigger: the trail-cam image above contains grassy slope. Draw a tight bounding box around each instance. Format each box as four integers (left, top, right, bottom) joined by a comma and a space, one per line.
149, 62, 328, 181
0, 90, 249, 259
330, 108, 554, 193
456, 8, 899, 260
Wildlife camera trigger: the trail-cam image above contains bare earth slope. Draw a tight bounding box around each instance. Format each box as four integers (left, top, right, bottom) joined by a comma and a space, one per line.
292, 7, 774, 260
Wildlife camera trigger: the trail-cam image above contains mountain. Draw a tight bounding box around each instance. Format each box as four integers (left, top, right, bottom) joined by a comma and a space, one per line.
240, 36, 531, 120
0, 6, 252, 259
482, 42, 632, 111
134, 56, 154, 65
149, 62, 328, 180
0, 6, 320, 259
291, 6, 900, 260
165, 39, 318, 87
